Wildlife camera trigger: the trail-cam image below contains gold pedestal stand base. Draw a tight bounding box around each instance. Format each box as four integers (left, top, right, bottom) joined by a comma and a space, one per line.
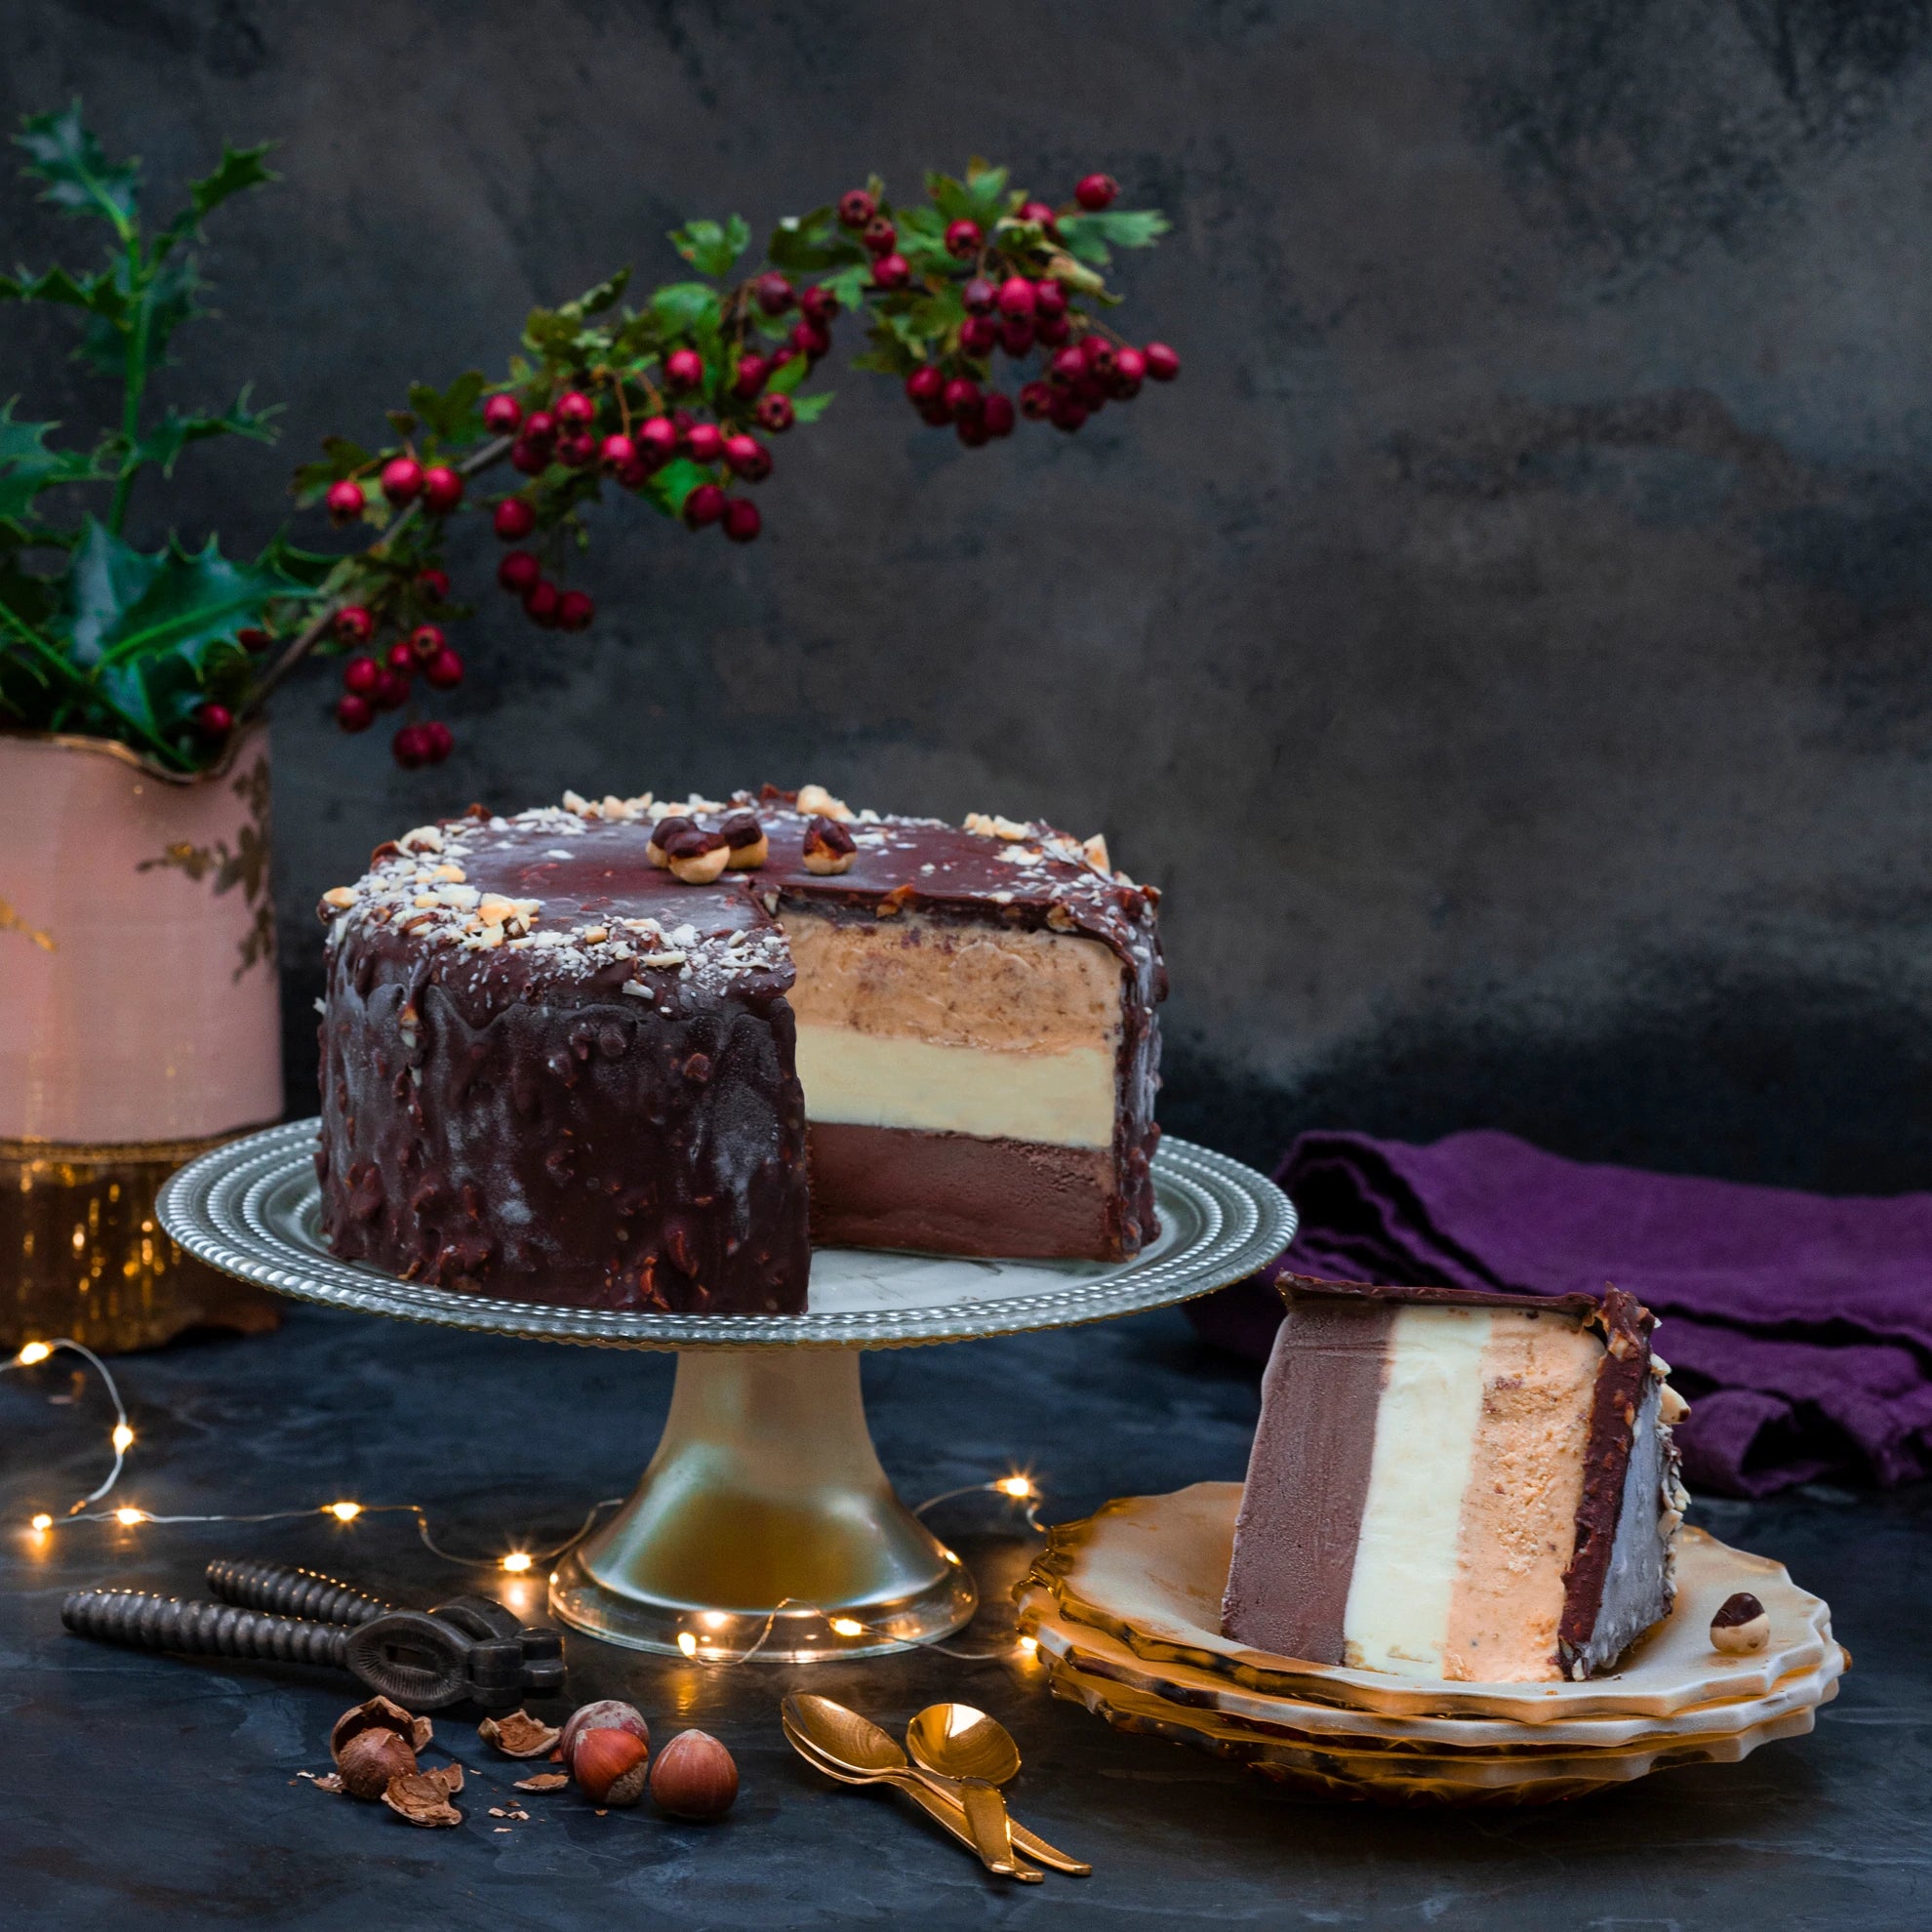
2, 1136, 282, 1353
549, 1348, 976, 1662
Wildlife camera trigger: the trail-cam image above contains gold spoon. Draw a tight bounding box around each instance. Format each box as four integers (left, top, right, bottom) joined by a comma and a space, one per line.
906, 1703, 1035, 1878
783, 1694, 1041, 1881
783, 1715, 1090, 1876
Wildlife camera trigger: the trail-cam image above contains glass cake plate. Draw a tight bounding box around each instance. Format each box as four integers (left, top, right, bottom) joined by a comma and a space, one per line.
160, 1122, 1293, 1662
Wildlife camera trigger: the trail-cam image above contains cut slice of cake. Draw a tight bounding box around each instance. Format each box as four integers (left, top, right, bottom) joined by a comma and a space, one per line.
1221, 1275, 1688, 1682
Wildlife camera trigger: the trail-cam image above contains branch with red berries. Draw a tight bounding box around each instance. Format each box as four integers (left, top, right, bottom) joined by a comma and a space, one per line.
273, 160, 1178, 770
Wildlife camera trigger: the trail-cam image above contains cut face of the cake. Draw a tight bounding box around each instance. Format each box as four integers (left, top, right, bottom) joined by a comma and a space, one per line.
313, 785, 1164, 1313
1221, 1276, 1687, 1683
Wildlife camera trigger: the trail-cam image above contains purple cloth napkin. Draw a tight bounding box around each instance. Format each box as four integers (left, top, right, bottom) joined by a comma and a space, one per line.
1188, 1128, 1932, 1497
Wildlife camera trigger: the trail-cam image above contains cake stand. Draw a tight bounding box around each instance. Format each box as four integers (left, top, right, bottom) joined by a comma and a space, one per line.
159, 1121, 1293, 1664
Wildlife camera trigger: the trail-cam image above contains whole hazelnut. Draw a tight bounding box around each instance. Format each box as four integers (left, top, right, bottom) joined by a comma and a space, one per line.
646, 814, 696, 868
1710, 1590, 1770, 1655
572, 1727, 651, 1807
720, 810, 769, 870
649, 1728, 738, 1821
337, 1726, 419, 1801
801, 815, 858, 876
560, 1699, 650, 1768
666, 829, 731, 885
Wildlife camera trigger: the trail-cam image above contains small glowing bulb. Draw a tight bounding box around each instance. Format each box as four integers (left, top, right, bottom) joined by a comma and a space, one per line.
995, 1475, 1034, 1499
110, 1423, 134, 1452
29, 1513, 53, 1532
114, 1507, 145, 1526
676, 1630, 698, 1658
500, 1551, 533, 1573
325, 1501, 362, 1521
943, 1548, 962, 1564
701, 1611, 730, 1630
17, 1342, 52, 1366
1016, 1634, 1038, 1656
829, 1616, 865, 1638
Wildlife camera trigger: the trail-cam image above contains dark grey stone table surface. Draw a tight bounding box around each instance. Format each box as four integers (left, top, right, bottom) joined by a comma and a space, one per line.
1, 1301, 1920, 1930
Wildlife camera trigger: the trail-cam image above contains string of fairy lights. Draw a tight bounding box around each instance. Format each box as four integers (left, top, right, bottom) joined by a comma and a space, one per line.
5, 1337, 1046, 1666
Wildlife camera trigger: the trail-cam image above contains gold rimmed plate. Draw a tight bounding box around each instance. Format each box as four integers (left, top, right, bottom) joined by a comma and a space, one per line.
1022, 1484, 1839, 1723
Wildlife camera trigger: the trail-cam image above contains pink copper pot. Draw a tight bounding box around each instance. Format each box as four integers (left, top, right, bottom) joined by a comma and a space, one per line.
1, 728, 283, 1348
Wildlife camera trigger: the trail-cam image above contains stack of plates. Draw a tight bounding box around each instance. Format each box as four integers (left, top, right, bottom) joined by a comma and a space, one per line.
1014, 1483, 1845, 1804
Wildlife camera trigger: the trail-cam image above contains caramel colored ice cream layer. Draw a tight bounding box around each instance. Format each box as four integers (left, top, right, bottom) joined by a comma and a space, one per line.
784, 908, 1125, 1147
783, 909, 1124, 1052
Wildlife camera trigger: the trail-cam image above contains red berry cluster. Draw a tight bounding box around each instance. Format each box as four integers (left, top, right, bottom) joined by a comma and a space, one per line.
327, 576, 464, 766
300, 157, 1174, 776
881, 172, 1179, 446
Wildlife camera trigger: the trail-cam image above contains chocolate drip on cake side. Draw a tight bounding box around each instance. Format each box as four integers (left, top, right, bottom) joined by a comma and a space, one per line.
1556, 1285, 1657, 1672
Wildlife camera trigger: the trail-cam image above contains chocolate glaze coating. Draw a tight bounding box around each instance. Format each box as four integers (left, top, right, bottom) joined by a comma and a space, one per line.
316, 788, 1165, 1311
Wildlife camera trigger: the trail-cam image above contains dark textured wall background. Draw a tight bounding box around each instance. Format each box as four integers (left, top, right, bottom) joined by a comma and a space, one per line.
9, 1, 1932, 1191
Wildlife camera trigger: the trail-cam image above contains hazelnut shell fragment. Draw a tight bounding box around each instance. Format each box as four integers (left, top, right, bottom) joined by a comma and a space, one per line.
650, 1728, 739, 1821
382, 1764, 464, 1828
572, 1727, 651, 1806
514, 1772, 570, 1792
331, 1695, 433, 1768
478, 1708, 563, 1758
1710, 1590, 1770, 1654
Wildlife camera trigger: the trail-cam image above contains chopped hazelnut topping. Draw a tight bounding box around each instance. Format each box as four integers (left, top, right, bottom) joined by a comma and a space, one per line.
322, 886, 358, 909
795, 783, 854, 822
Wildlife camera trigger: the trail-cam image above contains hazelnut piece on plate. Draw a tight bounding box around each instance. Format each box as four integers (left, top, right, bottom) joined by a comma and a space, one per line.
802, 815, 858, 875
663, 825, 730, 884
650, 1728, 738, 1820
1710, 1590, 1770, 1654
646, 814, 696, 868
720, 810, 769, 869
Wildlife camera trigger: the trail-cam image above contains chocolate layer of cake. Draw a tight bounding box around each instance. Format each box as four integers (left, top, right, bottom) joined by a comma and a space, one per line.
1221, 1274, 1687, 1682
315, 785, 1164, 1312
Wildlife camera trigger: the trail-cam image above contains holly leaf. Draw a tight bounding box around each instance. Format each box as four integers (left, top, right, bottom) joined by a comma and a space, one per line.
1055, 208, 1170, 267
790, 391, 833, 424
130, 387, 280, 477
154, 142, 276, 262
0, 523, 58, 636
0, 400, 98, 518
291, 435, 374, 501
651, 281, 723, 338
255, 530, 339, 589
49, 519, 319, 743
668, 217, 749, 279
15, 103, 139, 231
0, 261, 114, 310
189, 142, 274, 223
407, 369, 486, 444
